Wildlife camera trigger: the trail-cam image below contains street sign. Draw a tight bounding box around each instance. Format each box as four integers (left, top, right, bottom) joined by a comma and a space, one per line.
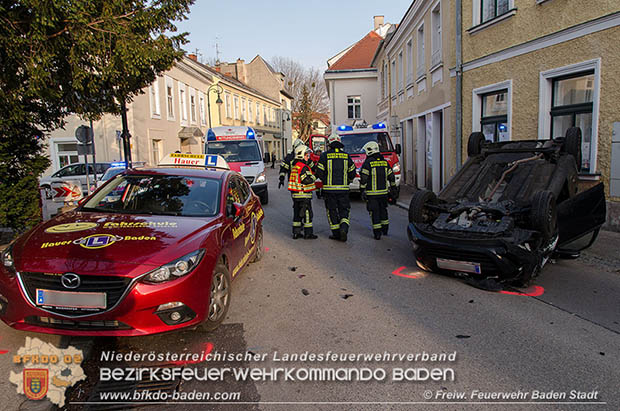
77, 144, 94, 155
75, 125, 93, 144
50, 181, 82, 203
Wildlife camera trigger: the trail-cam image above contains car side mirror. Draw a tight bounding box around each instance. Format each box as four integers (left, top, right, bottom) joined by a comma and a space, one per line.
227, 201, 243, 220
395, 143, 402, 155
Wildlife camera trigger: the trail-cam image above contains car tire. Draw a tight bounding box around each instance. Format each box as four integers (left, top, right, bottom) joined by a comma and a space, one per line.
259, 190, 269, 205
251, 226, 264, 263
467, 132, 487, 157
530, 191, 557, 242
564, 127, 582, 168
201, 262, 231, 332
408, 189, 438, 224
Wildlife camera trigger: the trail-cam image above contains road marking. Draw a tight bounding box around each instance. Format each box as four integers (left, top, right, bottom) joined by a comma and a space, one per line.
500, 286, 545, 297
392, 266, 427, 279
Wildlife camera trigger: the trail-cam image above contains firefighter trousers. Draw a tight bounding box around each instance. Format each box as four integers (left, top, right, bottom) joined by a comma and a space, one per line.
324, 192, 351, 237
366, 195, 389, 236
292, 198, 313, 235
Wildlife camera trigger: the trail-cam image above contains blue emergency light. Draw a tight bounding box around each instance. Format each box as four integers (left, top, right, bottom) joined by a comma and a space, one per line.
110, 161, 127, 167
206, 129, 217, 141
338, 125, 353, 131
498, 124, 508, 132
372, 122, 386, 129
246, 128, 256, 139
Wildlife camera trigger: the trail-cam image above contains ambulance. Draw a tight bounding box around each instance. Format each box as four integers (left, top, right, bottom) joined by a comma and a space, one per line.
336, 122, 402, 195
205, 126, 268, 204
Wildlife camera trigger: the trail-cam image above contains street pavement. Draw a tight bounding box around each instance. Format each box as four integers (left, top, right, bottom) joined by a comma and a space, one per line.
0, 166, 618, 410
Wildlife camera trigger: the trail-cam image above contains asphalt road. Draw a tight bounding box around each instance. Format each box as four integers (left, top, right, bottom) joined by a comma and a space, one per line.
1, 167, 619, 410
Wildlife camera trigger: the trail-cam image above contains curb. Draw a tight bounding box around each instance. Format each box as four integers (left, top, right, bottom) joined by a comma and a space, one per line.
395, 201, 409, 211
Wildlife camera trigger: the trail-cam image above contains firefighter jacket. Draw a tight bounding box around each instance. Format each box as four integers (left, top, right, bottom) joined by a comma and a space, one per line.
288, 160, 316, 199
280, 151, 316, 180
359, 153, 396, 196
316, 142, 356, 193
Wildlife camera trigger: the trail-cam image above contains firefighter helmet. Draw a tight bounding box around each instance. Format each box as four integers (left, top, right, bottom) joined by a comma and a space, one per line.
362, 141, 380, 156
291, 139, 304, 152
295, 144, 311, 160
328, 133, 341, 144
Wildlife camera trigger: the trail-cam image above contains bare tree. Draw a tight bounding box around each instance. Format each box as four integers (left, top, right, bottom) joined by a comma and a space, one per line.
271, 56, 329, 114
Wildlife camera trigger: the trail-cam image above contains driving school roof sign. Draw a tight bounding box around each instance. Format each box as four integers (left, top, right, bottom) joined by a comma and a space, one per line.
159, 153, 229, 170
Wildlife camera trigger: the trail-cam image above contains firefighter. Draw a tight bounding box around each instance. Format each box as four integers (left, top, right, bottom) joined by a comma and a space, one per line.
279, 139, 305, 189
288, 145, 318, 239
360, 141, 396, 240
316, 133, 356, 241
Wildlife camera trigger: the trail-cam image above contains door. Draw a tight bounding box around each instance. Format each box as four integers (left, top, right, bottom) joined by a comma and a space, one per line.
557, 183, 606, 251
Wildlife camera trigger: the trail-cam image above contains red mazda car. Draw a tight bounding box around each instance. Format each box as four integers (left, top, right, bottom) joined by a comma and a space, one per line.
0, 154, 264, 336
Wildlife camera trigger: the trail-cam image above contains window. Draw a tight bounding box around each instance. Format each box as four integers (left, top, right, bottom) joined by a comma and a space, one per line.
347, 96, 361, 119
417, 25, 425, 78
55, 142, 79, 169
391, 60, 396, 97
152, 139, 162, 165
149, 79, 161, 118
481, 89, 508, 142
198, 92, 206, 125
189, 88, 197, 124
248, 100, 253, 124
383, 62, 388, 98
431, 4, 442, 68
550, 71, 594, 172
241, 97, 247, 121
480, 0, 510, 24
263, 104, 267, 124
398, 52, 404, 91
225, 93, 232, 118
178, 82, 187, 123
165, 76, 174, 120
233, 95, 240, 120
256, 102, 261, 124
406, 40, 413, 85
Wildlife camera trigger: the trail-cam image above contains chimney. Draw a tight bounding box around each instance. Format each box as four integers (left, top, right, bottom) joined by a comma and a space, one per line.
373, 15, 384, 30
236, 58, 247, 84
188, 53, 197, 61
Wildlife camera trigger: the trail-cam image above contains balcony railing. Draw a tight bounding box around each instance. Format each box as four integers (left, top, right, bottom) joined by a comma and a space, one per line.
406, 72, 414, 86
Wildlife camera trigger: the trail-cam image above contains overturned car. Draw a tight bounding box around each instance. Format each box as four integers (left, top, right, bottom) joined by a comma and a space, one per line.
407, 128, 606, 289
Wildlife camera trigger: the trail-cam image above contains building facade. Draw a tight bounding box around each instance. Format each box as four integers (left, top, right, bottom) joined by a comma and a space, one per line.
459, 1, 620, 229
324, 17, 393, 129
43, 55, 283, 175
374, 0, 456, 192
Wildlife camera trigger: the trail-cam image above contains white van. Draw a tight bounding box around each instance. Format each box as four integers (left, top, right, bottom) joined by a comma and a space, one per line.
205, 126, 268, 204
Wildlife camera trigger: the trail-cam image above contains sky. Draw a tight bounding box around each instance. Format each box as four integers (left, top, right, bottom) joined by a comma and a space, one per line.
174, 0, 412, 71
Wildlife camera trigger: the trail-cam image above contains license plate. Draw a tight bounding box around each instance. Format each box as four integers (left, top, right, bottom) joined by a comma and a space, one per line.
36, 289, 106, 309
437, 258, 482, 274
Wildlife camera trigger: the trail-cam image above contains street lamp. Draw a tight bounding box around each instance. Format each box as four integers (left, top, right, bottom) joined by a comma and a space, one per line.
207, 83, 224, 128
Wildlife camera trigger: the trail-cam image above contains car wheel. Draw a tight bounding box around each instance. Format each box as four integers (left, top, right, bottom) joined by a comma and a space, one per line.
467, 132, 487, 157
251, 226, 264, 263
530, 191, 557, 242
201, 262, 231, 332
260, 190, 269, 205
564, 127, 582, 168
408, 189, 438, 224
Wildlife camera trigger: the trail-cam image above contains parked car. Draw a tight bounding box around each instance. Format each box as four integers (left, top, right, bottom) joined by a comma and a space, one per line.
40, 162, 113, 192
1, 153, 264, 336
96, 162, 146, 188
406, 127, 606, 290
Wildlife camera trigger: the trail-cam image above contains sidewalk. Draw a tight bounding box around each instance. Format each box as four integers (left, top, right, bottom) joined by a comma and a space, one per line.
394, 183, 620, 273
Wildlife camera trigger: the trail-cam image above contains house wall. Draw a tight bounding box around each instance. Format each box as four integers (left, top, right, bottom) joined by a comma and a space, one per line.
326, 74, 378, 128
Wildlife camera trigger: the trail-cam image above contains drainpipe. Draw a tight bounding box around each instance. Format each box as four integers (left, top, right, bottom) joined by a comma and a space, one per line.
455, 0, 463, 170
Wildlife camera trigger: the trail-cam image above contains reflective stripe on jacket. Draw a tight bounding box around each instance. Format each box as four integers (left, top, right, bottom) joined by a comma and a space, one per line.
359, 154, 395, 196
316, 148, 356, 193
288, 161, 316, 193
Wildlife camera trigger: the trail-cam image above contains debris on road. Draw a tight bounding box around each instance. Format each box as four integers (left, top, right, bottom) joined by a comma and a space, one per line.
340, 294, 353, 300
456, 335, 471, 339
289, 266, 298, 272
301, 289, 309, 296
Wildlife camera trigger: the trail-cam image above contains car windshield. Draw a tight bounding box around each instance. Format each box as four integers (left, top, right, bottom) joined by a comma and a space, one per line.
82, 175, 220, 217
207, 140, 261, 162
340, 132, 394, 154
100, 167, 126, 182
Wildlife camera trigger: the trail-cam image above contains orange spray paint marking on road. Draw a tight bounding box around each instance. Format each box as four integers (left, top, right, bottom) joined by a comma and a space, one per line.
392, 266, 427, 279
500, 285, 545, 297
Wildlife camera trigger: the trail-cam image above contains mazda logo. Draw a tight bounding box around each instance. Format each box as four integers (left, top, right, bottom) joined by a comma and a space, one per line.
61, 273, 81, 289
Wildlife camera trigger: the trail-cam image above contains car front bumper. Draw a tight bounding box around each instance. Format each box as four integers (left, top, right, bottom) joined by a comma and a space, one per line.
0, 260, 216, 336
250, 182, 268, 196
407, 223, 540, 283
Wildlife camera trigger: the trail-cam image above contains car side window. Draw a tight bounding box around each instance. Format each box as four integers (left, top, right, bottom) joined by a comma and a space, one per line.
96, 164, 110, 174
56, 164, 80, 177
227, 177, 243, 204
237, 178, 251, 204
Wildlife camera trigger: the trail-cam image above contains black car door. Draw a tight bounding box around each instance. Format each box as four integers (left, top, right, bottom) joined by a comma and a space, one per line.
557, 183, 606, 252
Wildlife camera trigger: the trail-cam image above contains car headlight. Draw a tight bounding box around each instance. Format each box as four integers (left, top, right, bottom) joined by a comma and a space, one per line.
255, 172, 266, 183
1, 243, 16, 276
392, 162, 401, 173
141, 249, 205, 284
